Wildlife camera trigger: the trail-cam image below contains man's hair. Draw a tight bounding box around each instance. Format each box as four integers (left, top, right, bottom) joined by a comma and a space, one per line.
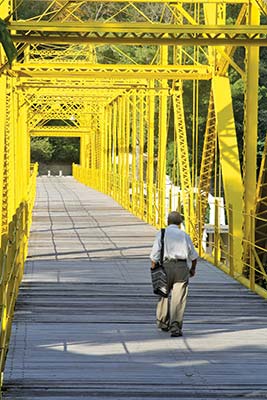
167, 211, 183, 225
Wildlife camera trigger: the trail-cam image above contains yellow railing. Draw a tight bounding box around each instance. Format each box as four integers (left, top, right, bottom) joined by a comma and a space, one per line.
0, 163, 38, 386
187, 197, 267, 299
73, 164, 161, 227
73, 163, 267, 299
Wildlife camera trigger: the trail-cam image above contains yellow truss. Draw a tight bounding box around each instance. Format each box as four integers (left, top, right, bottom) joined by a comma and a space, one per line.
13, 63, 213, 80
1, 4, 267, 381
255, 134, 267, 272
10, 22, 267, 46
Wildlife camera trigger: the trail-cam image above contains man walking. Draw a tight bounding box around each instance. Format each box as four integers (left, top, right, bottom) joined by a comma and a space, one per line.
150, 211, 198, 337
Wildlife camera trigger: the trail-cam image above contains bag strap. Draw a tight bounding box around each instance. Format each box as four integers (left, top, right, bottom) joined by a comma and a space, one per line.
160, 228, 165, 265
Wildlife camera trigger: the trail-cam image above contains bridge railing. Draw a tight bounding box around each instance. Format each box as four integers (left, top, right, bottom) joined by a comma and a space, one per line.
182, 197, 267, 300
0, 163, 38, 385
73, 164, 267, 299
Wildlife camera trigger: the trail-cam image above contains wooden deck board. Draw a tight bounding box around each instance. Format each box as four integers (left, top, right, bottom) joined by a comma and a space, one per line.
3, 176, 267, 399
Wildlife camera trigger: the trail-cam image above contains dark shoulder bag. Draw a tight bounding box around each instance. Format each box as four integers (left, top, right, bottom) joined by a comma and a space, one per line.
151, 228, 168, 298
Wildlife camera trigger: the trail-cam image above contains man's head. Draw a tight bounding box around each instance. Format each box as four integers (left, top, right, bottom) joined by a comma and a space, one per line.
167, 211, 183, 226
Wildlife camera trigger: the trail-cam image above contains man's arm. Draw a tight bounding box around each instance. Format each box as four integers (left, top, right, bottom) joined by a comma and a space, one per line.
189, 258, 197, 277
150, 232, 161, 269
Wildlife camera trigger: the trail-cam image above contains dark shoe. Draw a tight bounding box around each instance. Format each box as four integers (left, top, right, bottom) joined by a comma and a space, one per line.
160, 326, 169, 332
157, 320, 169, 332
170, 329, 183, 337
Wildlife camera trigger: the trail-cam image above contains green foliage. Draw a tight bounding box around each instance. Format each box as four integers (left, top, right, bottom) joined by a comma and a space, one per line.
31, 137, 80, 164
0, 19, 17, 65
16, 1, 50, 20
166, 142, 175, 182
31, 138, 53, 162
49, 137, 80, 163
97, 44, 158, 65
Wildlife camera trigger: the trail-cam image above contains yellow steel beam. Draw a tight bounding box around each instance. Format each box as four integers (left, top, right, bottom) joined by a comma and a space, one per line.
242, 1, 260, 268
0, 75, 6, 235
217, 4, 247, 76
30, 129, 87, 137
80, 135, 87, 168
131, 93, 137, 214
254, 0, 267, 16
197, 92, 216, 225
212, 76, 243, 274
9, 22, 267, 46
172, 3, 246, 77
157, 46, 168, 227
255, 133, 267, 270
172, 83, 194, 234
147, 80, 155, 225
13, 63, 213, 80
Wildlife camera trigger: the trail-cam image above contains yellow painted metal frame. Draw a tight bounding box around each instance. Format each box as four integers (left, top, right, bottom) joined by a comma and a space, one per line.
1, 0, 267, 386
0, 164, 38, 386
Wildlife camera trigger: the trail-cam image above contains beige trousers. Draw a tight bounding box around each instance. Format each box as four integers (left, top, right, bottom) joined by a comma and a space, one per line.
156, 261, 189, 331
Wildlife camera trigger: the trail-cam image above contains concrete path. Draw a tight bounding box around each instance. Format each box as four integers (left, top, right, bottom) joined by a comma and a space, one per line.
3, 177, 267, 399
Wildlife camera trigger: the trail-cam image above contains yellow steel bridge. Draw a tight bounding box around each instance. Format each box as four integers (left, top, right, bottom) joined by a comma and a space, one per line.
0, 0, 267, 394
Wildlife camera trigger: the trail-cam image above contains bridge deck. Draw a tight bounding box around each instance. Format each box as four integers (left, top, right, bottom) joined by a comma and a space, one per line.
3, 177, 267, 399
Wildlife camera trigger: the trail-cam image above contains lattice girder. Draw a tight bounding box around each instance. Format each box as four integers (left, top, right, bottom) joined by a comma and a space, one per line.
255, 134, 267, 271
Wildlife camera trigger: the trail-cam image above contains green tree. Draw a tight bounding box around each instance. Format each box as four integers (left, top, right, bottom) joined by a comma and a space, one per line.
49, 137, 80, 163
31, 138, 53, 162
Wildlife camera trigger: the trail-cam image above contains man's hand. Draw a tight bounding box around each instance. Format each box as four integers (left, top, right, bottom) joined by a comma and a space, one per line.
189, 259, 197, 277
151, 261, 156, 270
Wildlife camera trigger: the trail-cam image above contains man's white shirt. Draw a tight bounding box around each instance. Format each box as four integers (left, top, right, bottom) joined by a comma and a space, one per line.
150, 224, 198, 263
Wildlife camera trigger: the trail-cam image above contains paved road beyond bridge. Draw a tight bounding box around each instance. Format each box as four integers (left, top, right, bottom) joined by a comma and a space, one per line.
3, 177, 267, 399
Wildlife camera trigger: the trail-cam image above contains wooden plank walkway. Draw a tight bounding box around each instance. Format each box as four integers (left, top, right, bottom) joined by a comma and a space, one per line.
3, 176, 267, 399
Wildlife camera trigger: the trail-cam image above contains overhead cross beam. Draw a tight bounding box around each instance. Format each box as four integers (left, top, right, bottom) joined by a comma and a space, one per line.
30, 128, 89, 137
13, 63, 213, 80
9, 22, 267, 46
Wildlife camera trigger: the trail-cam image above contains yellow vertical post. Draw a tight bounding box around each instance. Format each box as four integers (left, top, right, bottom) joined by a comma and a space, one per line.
18, 94, 28, 203
197, 195, 203, 257
125, 96, 130, 210
249, 211, 255, 292
23, 102, 30, 196
8, 78, 15, 223
0, 75, 6, 235
80, 133, 90, 187
15, 89, 22, 206
107, 105, 112, 195
0, 0, 12, 386
117, 97, 122, 203
87, 133, 92, 185
80, 136, 86, 168
104, 108, 110, 194
212, 76, 243, 274
121, 96, 126, 206
85, 114, 92, 170
214, 199, 220, 267
112, 101, 118, 198
91, 131, 96, 188
131, 93, 137, 214
228, 204, 234, 277
100, 111, 106, 193
173, 87, 193, 234
139, 93, 144, 219
147, 80, 155, 225
243, 2, 259, 273
158, 46, 168, 227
